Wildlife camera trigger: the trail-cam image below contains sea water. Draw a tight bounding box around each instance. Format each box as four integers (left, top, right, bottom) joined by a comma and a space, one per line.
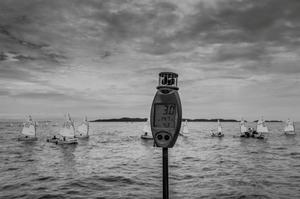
0, 121, 300, 199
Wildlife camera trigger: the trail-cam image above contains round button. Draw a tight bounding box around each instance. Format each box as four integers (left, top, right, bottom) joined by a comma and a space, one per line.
157, 135, 163, 140
164, 135, 170, 140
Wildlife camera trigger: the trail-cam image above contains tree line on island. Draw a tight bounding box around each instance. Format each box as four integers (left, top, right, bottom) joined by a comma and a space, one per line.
90, 117, 282, 122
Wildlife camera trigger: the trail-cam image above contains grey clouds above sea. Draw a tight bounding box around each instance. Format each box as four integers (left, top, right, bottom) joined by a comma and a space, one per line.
0, 0, 300, 120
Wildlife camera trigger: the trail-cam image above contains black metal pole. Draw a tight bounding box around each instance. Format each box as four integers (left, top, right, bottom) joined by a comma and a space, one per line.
163, 147, 169, 199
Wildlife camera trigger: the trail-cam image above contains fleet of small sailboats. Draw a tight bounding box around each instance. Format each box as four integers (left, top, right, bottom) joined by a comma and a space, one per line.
18, 115, 38, 141
15, 114, 297, 143
284, 119, 295, 135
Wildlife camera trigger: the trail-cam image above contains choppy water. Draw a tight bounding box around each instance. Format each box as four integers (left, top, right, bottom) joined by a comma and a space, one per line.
0, 121, 300, 199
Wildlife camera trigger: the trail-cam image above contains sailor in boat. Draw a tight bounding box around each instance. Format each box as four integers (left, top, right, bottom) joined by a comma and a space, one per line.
248, 127, 264, 139
47, 135, 59, 143
251, 128, 258, 137
242, 128, 252, 138
210, 130, 223, 137
217, 128, 223, 136
141, 131, 153, 139
240, 128, 250, 138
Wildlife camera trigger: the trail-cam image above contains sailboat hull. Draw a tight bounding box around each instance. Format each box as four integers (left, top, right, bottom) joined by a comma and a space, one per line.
141, 134, 153, 140
211, 133, 224, 137
284, 131, 296, 135
46, 137, 59, 143
18, 136, 38, 141
56, 138, 78, 145
75, 135, 89, 139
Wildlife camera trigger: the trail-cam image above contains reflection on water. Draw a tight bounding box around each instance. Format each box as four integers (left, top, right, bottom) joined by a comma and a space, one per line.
0, 121, 300, 198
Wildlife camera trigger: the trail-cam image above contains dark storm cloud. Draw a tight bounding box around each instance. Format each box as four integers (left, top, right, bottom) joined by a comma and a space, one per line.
0, 25, 67, 64
1, 0, 299, 57
0, 25, 48, 49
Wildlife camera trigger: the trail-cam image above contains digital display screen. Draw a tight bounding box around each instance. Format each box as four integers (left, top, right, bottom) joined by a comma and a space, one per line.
154, 104, 176, 128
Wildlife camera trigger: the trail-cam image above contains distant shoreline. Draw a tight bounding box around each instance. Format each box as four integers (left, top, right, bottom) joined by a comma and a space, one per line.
89, 117, 283, 122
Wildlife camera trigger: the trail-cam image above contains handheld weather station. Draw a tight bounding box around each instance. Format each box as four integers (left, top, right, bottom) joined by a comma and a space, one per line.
150, 72, 182, 199
150, 72, 182, 148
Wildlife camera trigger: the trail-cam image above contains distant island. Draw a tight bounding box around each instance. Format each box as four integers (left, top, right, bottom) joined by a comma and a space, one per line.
90, 117, 239, 122
253, 120, 283, 123
90, 118, 284, 122
90, 117, 147, 122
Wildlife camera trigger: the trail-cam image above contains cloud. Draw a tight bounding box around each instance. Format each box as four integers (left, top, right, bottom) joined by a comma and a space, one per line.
0, 89, 10, 96
0, 0, 300, 120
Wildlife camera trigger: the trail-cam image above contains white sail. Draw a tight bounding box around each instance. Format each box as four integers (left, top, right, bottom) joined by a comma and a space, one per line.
256, 118, 269, 133
143, 118, 151, 133
182, 120, 189, 134
77, 122, 89, 136
60, 122, 75, 137
217, 120, 222, 133
240, 119, 248, 133
77, 116, 89, 136
60, 114, 75, 137
22, 124, 36, 136
284, 119, 295, 132
21, 116, 36, 137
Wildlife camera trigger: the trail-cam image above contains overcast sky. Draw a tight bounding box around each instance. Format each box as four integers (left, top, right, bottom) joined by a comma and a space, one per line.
0, 0, 300, 121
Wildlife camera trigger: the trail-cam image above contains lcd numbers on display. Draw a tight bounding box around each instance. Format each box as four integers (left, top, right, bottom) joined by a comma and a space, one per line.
154, 104, 176, 128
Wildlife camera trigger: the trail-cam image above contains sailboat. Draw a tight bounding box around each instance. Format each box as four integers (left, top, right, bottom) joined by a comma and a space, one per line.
18, 115, 38, 141
76, 116, 89, 138
180, 120, 189, 136
141, 118, 153, 140
57, 113, 78, 144
211, 120, 224, 137
256, 117, 269, 134
284, 119, 295, 135
240, 119, 248, 135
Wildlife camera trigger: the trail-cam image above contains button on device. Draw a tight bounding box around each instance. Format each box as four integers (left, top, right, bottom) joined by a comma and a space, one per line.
157, 135, 163, 140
